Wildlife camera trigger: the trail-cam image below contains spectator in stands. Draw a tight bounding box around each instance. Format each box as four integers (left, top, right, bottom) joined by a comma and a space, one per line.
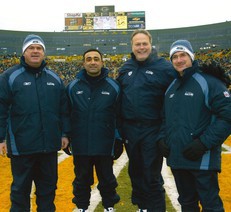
116, 29, 176, 212
66, 49, 121, 212
159, 39, 231, 211
0, 34, 70, 211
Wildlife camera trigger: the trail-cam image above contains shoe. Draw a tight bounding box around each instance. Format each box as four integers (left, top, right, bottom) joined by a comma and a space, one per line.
137, 209, 147, 212
104, 207, 114, 212
78, 209, 88, 212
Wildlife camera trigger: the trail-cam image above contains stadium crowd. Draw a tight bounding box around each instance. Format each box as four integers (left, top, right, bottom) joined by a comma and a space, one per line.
0, 48, 230, 85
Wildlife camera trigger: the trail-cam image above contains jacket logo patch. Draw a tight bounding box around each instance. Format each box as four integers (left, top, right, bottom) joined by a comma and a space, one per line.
76, 91, 83, 94
47, 82, 55, 86
223, 91, 230, 97
23, 82, 31, 86
101, 91, 110, 95
145, 70, 153, 75
185, 91, 194, 96
169, 93, 174, 98
128, 71, 132, 76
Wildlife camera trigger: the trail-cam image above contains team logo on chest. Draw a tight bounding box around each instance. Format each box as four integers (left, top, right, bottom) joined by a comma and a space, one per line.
101, 91, 110, 95
145, 70, 153, 75
76, 91, 83, 95
23, 82, 31, 86
169, 93, 174, 98
47, 82, 55, 86
128, 71, 133, 76
184, 91, 194, 96
223, 91, 230, 97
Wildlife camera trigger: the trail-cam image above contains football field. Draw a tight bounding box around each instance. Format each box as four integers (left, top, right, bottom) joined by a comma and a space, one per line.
0, 138, 231, 211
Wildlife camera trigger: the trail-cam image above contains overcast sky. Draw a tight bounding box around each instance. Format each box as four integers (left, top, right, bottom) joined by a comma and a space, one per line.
1, 0, 230, 32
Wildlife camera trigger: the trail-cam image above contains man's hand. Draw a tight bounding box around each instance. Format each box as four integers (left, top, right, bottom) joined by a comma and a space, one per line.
113, 138, 124, 160
62, 137, 72, 155
0, 141, 7, 157
183, 139, 207, 161
61, 137, 69, 149
158, 139, 170, 158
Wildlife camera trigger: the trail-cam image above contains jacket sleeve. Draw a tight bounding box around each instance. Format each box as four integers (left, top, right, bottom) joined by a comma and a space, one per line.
200, 80, 231, 149
0, 74, 11, 140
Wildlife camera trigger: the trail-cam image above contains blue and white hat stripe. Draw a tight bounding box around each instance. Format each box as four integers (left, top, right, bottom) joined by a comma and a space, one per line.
22, 34, 46, 53
170, 45, 194, 61
169, 39, 194, 61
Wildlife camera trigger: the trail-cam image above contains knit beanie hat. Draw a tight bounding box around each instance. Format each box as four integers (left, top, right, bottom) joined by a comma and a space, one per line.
169, 39, 194, 61
22, 34, 46, 53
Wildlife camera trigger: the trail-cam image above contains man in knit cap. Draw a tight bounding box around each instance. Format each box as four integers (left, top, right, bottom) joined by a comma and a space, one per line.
0, 34, 70, 211
158, 39, 231, 211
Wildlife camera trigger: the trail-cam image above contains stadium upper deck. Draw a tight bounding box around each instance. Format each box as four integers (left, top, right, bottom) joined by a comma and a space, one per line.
0, 21, 230, 56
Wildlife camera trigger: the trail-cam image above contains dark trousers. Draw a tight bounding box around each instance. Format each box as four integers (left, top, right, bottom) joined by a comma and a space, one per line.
10, 152, 58, 212
171, 169, 224, 212
72, 155, 120, 209
123, 121, 166, 211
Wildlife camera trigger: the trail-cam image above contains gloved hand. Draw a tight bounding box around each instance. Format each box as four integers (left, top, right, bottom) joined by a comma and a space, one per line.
113, 138, 124, 160
158, 139, 170, 158
183, 139, 207, 161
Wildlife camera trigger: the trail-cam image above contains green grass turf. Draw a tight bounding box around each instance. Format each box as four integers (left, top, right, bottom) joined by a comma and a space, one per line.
95, 161, 177, 212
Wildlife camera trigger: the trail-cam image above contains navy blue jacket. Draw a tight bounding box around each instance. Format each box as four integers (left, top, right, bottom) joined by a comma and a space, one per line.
0, 57, 70, 155
66, 68, 120, 156
117, 51, 176, 121
164, 61, 231, 171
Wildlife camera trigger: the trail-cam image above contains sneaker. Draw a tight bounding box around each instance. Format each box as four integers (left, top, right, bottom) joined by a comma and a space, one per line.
78, 209, 88, 212
137, 209, 147, 212
104, 207, 114, 212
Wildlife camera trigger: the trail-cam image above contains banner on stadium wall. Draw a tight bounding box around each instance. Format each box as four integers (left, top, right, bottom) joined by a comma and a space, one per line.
64, 9, 145, 31
95, 5, 115, 16
65, 13, 83, 31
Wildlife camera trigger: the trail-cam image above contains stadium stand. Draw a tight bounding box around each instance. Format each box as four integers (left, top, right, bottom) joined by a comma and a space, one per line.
0, 21, 230, 56
1, 21, 230, 85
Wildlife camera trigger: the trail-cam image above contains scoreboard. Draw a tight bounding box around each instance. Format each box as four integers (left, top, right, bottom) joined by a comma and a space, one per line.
65, 9, 145, 31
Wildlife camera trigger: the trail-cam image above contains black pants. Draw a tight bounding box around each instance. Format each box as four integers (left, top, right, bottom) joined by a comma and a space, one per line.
10, 152, 58, 212
171, 169, 224, 212
123, 121, 166, 211
72, 155, 120, 209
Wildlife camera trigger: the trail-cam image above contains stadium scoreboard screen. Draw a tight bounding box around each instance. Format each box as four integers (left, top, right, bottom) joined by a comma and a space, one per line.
64, 6, 145, 31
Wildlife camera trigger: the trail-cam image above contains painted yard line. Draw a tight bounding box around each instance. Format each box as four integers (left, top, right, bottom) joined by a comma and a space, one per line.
69, 151, 129, 212
71, 151, 180, 212
58, 150, 70, 163
88, 151, 129, 212
162, 159, 181, 212
222, 144, 231, 153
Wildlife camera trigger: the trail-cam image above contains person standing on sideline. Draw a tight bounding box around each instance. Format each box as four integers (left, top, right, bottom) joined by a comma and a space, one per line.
159, 39, 231, 211
116, 29, 176, 212
66, 49, 121, 212
0, 34, 70, 212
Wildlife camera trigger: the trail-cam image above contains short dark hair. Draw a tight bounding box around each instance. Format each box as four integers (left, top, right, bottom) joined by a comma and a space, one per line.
131, 29, 152, 45
83, 49, 103, 61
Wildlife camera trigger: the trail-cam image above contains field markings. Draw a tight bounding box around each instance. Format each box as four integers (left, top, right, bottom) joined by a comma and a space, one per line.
70, 151, 180, 212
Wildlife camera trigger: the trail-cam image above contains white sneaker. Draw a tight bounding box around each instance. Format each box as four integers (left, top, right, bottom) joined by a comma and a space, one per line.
137, 209, 147, 212
78, 209, 88, 212
104, 207, 114, 212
